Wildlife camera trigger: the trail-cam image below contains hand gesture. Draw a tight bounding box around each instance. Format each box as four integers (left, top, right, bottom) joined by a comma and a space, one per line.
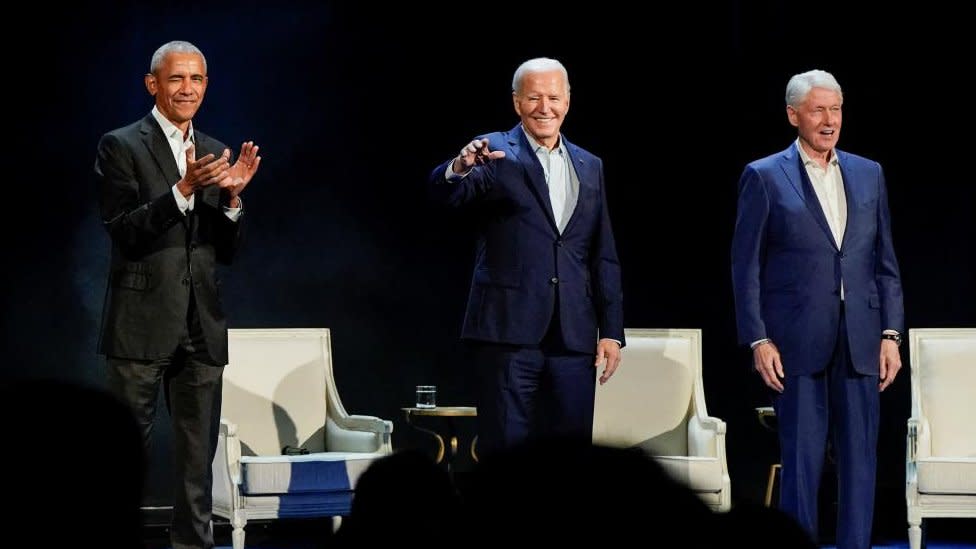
178, 145, 230, 196
452, 138, 505, 175
218, 141, 261, 207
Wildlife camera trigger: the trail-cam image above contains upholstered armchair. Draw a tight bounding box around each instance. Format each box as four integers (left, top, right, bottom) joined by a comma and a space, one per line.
212, 328, 393, 549
593, 328, 731, 512
906, 328, 976, 549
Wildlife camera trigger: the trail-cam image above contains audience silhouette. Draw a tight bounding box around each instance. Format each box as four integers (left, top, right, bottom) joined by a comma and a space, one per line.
464, 436, 719, 545
333, 449, 463, 547
3, 378, 145, 549
0, 378, 820, 548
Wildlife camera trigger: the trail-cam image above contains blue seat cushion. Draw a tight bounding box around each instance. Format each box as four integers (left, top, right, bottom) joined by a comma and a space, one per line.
240, 451, 384, 495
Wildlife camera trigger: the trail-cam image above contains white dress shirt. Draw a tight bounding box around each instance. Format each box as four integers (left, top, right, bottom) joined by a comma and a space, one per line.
796, 139, 846, 300
523, 129, 578, 233
796, 139, 847, 249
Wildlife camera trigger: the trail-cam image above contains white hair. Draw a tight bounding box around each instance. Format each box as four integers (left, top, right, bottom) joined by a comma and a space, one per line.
512, 57, 570, 94
785, 69, 842, 107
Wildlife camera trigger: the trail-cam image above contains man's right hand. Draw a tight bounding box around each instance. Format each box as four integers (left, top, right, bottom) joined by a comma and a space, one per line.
452, 138, 505, 175
176, 145, 231, 197
753, 340, 785, 393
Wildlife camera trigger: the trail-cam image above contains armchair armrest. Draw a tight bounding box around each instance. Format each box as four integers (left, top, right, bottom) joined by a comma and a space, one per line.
218, 418, 243, 486
906, 418, 920, 509
688, 414, 727, 458
907, 418, 919, 464
339, 414, 394, 434
327, 415, 394, 453
909, 417, 931, 460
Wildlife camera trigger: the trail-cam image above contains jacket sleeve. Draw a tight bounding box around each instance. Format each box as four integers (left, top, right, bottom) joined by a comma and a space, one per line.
731, 165, 770, 346
95, 132, 184, 259
591, 158, 625, 346
873, 165, 904, 333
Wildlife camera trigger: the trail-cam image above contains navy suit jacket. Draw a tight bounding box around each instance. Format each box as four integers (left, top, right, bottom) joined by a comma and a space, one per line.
731, 143, 904, 375
428, 125, 624, 354
95, 114, 241, 365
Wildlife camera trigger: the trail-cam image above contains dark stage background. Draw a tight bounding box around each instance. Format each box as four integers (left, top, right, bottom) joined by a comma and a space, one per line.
3, 2, 973, 541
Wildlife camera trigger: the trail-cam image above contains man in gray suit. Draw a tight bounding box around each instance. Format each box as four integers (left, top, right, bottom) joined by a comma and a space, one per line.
94, 40, 261, 549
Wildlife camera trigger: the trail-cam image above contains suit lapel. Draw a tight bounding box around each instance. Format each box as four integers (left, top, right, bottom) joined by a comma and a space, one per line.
778, 145, 838, 249
561, 139, 589, 236
140, 115, 182, 189
836, 150, 856, 252
138, 116, 191, 230
510, 126, 558, 230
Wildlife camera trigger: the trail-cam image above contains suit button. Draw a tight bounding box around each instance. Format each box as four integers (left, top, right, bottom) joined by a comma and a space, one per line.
555, 239, 563, 247
189, 243, 197, 251
550, 277, 559, 285
182, 278, 190, 286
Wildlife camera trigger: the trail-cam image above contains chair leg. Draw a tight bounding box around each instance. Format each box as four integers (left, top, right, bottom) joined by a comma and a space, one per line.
230, 509, 247, 549
764, 463, 781, 507
908, 522, 922, 549
231, 526, 245, 549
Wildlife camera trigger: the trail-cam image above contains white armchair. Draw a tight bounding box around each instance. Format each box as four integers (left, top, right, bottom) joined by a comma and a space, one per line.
592, 328, 731, 511
212, 328, 393, 549
906, 328, 976, 549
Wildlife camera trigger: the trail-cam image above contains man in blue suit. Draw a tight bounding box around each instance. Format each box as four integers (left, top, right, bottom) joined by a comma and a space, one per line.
731, 69, 904, 549
428, 57, 625, 458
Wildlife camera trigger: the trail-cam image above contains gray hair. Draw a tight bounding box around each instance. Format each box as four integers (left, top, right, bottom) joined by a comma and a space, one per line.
150, 40, 207, 75
512, 57, 570, 94
785, 69, 842, 107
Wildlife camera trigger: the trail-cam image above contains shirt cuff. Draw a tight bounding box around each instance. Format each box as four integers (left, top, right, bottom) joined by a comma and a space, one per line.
172, 185, 192, 214
445, 158, 470, 181
223, 196, 243, 222
750, 338, 771, 349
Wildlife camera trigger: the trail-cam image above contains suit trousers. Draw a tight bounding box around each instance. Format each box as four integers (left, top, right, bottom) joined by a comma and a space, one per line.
773, 304, 880, 549
470, 307, 596, 459
106, 296, 224, 549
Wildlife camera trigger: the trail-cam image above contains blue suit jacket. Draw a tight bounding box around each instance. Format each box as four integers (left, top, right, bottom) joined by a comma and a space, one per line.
428, 125, 624, 354
731, 143, 904, 375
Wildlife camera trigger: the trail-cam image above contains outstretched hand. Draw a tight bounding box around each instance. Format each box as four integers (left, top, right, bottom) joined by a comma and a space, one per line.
452, 138, 505, 175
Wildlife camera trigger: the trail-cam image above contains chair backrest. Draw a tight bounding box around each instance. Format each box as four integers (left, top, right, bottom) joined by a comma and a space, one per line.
593, 328, 703, 456
909, 328, 976, 457
224, 328, 334, 456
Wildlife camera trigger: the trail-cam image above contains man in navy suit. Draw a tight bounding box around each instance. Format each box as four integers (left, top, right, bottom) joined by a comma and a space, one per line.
428, 57, 625, 458
95, 40, 261, 549
731, 69, 904, 549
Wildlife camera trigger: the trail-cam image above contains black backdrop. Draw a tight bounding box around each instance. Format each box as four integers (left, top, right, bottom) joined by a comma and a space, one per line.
3, 2, 974, 541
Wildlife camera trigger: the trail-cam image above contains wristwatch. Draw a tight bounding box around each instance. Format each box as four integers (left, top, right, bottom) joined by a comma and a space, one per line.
881, 333, 902, 346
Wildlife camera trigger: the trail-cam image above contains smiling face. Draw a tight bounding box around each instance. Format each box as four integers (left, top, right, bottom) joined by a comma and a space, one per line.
512, 69, 570, 150
787, 86, 842, 160
144, 52, 207, 133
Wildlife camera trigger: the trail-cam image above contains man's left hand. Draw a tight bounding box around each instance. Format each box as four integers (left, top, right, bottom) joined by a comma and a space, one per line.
879, 339, 902, 392
220, 141, 261, 207
595, 338, 622, 385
